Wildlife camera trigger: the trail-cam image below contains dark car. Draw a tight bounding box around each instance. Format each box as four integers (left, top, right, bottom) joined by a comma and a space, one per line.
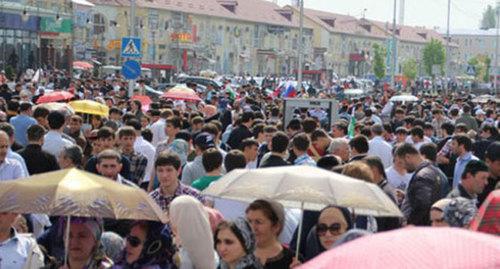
176, 76, 221, 90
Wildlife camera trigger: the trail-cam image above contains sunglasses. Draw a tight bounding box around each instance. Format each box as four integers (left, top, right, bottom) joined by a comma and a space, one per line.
126, 235, 143, 248
316, 223, 343, 236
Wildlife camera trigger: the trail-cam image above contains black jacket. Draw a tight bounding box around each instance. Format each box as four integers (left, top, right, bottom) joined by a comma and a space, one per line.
18, 144, 59, 175
227, 124, 253, 150
260, 154, 291, 168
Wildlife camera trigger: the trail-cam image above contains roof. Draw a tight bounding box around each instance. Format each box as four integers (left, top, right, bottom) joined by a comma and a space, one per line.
90, 0, 305, 28
437, 28, 499, 37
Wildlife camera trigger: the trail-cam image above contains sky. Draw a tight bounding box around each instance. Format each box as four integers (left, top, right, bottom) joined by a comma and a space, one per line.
276, 0, 497, 30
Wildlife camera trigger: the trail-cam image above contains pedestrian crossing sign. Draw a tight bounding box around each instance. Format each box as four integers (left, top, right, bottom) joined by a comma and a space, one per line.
466, 65, 476, 76
121, 37, 141, 58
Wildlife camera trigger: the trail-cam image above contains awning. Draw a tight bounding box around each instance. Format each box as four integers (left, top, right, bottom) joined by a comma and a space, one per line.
72, 0, 95, 7
141, 64, 176, 70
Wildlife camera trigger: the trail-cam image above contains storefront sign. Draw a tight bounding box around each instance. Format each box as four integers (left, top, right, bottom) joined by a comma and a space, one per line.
0, 12, 38, 31
170, 32, 192, 43
40, 17, 72, 33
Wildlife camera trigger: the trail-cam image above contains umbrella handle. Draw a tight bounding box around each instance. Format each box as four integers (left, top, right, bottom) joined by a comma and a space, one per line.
295, 201, 304, 260
64, 215, 71, 266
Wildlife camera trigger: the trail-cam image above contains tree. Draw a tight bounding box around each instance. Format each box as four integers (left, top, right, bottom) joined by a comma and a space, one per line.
402, 58, 418, 81
468, 54, 491, 83
372, 43, 386, 80
422, 39, 446, 77
480, 5, 497, 30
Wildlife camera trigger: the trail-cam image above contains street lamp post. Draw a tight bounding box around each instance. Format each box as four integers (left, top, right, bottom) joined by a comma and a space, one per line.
445, 0, 451, 95
297, 0, 304, 93
391, 0, 397, 90
494, 2, 499, 95
128, 0, 137, 96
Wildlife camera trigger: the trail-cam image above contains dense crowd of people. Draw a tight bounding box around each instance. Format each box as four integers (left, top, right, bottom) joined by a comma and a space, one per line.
0, 69, 499, 268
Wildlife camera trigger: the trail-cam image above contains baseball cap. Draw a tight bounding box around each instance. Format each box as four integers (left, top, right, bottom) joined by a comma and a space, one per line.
194, 132, 215, 150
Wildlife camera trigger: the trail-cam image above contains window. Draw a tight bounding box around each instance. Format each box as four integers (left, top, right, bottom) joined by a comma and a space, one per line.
93, 13, 106, 35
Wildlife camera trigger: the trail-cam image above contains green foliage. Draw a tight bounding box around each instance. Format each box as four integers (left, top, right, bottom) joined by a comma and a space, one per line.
480, 5, 497, 30
422, 39, 446, 77
468, 54, 491, 83
372, 43, 386, 80
402, 58, 418, 81
4, 65, 14, 80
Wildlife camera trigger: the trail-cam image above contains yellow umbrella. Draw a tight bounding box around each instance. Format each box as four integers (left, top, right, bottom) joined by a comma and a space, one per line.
34, 102, 75, 115
0, 168, 167, 222
69, 100, 109, 117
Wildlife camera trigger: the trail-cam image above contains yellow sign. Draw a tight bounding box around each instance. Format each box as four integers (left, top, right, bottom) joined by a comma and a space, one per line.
171, 32, 192, 43
107, 40, 121, 51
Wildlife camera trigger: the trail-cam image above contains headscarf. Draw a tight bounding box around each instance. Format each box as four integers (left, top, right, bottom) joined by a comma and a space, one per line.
331, 229, 372, 248
169, 195, 216, 269
117, 221, 175, 269
168, 139, 189, 166
304, 206, 352, 261
218, 218, 262, 269
443, 197, 478, 228
205, 206, 224, 233
101, 232, 125, 262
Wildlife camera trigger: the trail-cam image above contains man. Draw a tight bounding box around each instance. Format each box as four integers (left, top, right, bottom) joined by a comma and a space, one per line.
58, 145, 83, 169
456, 105, 478, 132
479, 142, 500, 204
19, 124, 59, 175
0, 212, 44, 268
9, 101, 37, 146
181, 132, 215, 186
227, 111, 254, 150
95, 149, 135, 186
292, 133, 316, 166
149, 152, 205, 212
396, 143, 449, 226
241, 138, 259, 169
32, 106, 50, 129
192, 148, 223, 191
390, 108, 406, 132
127, 119, 155, 189
450, 134, 479, 189
150, 110, 171, 146
259, 131, 291, 168
394, 127, 408, 146
117, 126, 148, 185
348, 135, 369, 162
190, 116, 204, 134
431, 109, 449, 138
447, 160, 489, 203
408, 126, 426, 151
367, 124, 393, 168
0, 123, 29, 176
0, 130, 24, 181
473, 124, 498, 160
42, 111, 74, 157
155, 116, 182, 156
85, 127, 131, 179
257, 125, 277, 166
308, 129, 331, 161
385, 153, 412, 191
64, 115, 87, 151
328, 137, 350, 164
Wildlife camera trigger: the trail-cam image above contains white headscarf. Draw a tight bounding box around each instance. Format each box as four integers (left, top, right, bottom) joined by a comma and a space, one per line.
170, 195, 216, 269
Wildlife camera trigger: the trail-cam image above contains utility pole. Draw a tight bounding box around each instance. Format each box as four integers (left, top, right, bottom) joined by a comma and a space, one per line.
494, 2, 499, 95
445, 0, 451, 96
128, 0, 137, 97
297, 0, 304, 94
391, 0, 397, 90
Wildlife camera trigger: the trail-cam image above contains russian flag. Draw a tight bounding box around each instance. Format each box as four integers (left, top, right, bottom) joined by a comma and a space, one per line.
282, 81, 296, 98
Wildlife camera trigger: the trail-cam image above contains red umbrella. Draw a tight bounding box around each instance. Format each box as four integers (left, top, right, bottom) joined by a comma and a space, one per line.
161, 85, 201, 102
298, 227, 500, 269
131, 95, 152, 112
470, 189, 500, 235
36, 91, 74, 104
73, 61, 93, 70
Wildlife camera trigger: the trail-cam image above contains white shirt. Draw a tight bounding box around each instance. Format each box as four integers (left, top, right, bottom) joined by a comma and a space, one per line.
246, 160, 257, 169
0, 158, 25, 181
150, 118, 166, 147
385, 166, 413, 190
405, 136, 432, 151
134, 136, 156, 183
368, 136, 393, 168
42, 130, 73, 157
7, 149, 29, 177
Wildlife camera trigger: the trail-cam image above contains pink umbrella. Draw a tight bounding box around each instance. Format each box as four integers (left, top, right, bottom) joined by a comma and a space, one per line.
131, 95, 152, 112
36, 91, 74, 104
161, 85, 201, 102
298, 227, 500, 269
73, 61, 93, 70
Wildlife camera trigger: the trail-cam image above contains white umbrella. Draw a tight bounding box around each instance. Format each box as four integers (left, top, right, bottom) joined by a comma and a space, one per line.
203, 166, 402, 257
390, 95, 418, 102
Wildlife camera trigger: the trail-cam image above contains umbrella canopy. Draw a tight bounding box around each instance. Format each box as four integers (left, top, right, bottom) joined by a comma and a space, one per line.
131, 95, 152, 112
390, 95, 418, 102
36, 91, 74, 104
470, 189, 499, 235
73, 61, 93, 70
34, 102, 75, 115
298, 227, 500, 269
69, 100, 109, 117
472, 95, 499, 104
0, 168, 167, 222
202, 166, 402, 217
161, 85, 201, 102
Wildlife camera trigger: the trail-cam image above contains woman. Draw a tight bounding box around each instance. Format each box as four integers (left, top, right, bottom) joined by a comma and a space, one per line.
58, 145, 84, 169
169, 195, 216, 269
91, 115, 105, 130
214, 218, 262, 269
245, 199, 296, 269
304, 206, 352, 261
61, 217, 112, 269
113, 221, 175, 269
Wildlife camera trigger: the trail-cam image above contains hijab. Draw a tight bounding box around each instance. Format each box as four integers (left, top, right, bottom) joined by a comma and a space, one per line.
218, 218, 262, 269
169, 195, 216, 269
